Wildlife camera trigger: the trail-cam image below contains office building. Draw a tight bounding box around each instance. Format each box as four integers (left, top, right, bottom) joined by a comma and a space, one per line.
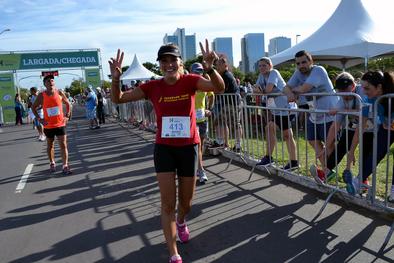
212, 37, 234, 66
268, 36, 291, 56
163, 28, 196, 61
163, 34, 178, 46
241, 33, 265, 73
185, 34, 196, 61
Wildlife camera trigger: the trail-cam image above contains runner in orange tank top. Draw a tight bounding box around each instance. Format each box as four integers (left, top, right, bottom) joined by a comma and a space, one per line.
31, 74, 73, 175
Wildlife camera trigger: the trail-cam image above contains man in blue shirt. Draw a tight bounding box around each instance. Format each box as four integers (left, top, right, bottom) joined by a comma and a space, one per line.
84, 85, 99, 129
284, 50, 339, 170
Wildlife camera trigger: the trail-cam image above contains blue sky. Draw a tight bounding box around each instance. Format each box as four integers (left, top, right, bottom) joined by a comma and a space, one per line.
0, 0, 391, 89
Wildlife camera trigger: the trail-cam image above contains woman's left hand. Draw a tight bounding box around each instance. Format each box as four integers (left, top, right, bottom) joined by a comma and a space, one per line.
199, 39, 218, 70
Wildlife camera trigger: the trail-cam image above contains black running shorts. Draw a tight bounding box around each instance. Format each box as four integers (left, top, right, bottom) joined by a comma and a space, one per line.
154, 144, 198, 177
44, 126, 66, 139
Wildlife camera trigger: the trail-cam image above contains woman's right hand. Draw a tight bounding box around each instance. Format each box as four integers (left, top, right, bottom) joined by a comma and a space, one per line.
109, 49, 124, 80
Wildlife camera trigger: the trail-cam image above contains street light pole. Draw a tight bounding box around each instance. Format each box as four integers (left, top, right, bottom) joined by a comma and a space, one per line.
0, 28, 11, 36
296, 34, 301, 45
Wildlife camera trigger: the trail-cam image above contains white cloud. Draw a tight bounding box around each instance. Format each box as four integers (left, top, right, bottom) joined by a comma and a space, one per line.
1, 0, 393, 89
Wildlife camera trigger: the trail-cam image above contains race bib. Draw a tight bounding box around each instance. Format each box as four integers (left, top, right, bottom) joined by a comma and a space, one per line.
196, 109, 205, 121
161, 116, 191, 138
46, 106, 60, 117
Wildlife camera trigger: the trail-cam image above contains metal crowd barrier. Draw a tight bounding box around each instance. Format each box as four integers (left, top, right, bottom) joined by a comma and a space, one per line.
372, 94, 394, 249
112, 91, 393, 248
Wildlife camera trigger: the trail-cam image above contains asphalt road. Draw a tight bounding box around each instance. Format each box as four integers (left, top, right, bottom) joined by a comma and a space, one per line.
0, 106, 393, 263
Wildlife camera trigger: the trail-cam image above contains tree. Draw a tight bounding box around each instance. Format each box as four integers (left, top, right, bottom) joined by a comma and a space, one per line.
184, 55, 203, 72
19, 88, 29, 102
67, 78, 86, 97
143, 62, 161, 76
101, 80, 111, 91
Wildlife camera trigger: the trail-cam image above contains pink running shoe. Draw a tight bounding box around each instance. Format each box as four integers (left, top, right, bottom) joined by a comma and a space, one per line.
176, 220, 190, 243
169, 255, 182, 263
49, 163, 56, 173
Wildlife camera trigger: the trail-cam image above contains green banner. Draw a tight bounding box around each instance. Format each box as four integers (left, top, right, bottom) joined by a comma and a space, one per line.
0, 50, 99, 71
85, 68, 101, 88
0, 73, 16, 123
0, 54, 21, 71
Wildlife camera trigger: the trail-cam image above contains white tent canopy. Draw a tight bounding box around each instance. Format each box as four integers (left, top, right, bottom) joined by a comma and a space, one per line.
120, 54, 160, 85
270, 0, 394, 69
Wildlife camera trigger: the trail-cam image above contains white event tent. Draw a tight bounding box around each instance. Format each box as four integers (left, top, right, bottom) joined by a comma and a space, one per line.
270, 0, 394, 69
120, 54, 160, 85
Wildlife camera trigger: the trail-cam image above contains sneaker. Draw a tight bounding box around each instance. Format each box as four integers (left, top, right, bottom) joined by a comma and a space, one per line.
388, 192, 394, 203
169, 255, 182, 263
232, 146, 241, 153
62, 166, 72, 175
283, 160, 300, 170
256, 155, 273, 166
326, 170, 337, 182
176, 220, 190, 243
49, 163, 56, 173
211, 141, 224, 148
310, 164, 325, 184
343, 170, 360, 195
38, 134, 46, 142
360, 179, 370, 193
198, 169, 208, 184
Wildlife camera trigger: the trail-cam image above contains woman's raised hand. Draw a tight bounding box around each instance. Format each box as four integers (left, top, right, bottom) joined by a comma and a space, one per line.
199, 39, 218, 70
109, 49, 124, 80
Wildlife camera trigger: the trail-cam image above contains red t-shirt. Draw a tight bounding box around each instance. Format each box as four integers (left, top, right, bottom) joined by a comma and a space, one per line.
140, 74, 201, 146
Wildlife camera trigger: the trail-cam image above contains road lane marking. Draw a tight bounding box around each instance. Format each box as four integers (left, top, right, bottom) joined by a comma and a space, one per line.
15, 164, 34, 193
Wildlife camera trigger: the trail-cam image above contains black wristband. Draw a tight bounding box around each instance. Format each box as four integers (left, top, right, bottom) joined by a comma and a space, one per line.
205, 68, 215, 75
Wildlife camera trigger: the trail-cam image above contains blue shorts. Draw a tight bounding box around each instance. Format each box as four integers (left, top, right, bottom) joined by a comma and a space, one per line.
306, 119, 332, 141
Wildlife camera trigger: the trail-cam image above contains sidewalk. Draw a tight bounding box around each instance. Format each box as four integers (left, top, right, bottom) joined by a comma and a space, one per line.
114, 122, 394, 262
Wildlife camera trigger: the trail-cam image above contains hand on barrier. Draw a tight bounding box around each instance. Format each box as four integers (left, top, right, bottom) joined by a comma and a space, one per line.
287, 92, 297, 102
329, 109, 339, 115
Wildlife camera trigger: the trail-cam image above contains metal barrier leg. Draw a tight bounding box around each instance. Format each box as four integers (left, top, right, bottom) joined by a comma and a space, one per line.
221, 150, 248, 174
248, 165, 257, 181
223, 157, 233, 172
312, 188, 339, 222
380, 221, 394, 253
248, 164, 272, 181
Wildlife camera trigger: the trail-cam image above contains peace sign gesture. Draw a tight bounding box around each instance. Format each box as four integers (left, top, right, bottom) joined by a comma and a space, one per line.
199, 39, 218, 70
109, 49, 124, 80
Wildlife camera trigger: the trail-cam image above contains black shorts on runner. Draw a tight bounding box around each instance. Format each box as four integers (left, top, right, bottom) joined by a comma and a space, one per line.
154, 144, 198, 177
44, 126, 66, 139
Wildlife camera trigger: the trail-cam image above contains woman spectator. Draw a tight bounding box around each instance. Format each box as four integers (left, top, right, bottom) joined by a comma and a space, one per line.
345, 71, 394, 197
14, 93, 24, 125
254, 57, 299, 169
